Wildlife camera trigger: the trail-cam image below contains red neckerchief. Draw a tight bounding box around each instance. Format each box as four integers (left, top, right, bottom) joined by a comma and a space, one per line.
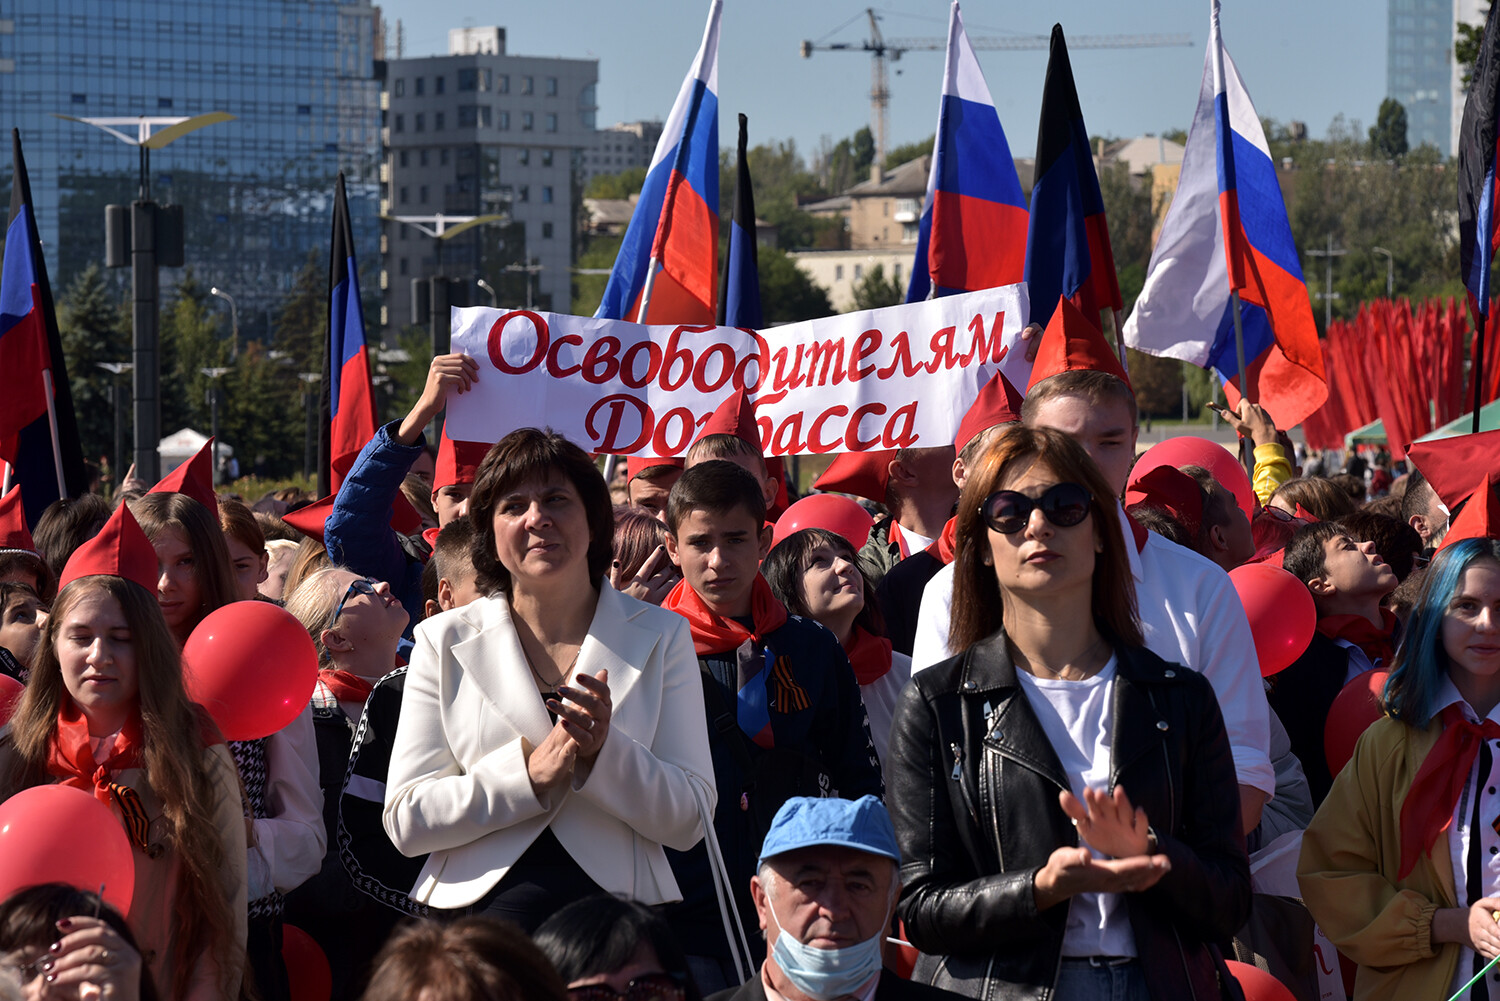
844, 626, 893, 685
46, 701, 144, 807
663, 575, 789, 656
1399, 703, 1500, 877
319, 669, 374, 703
1316, 609, 1399, 667
926, 517, 958, 565
1126, 512, 1149, 553
888, 519, 909, 560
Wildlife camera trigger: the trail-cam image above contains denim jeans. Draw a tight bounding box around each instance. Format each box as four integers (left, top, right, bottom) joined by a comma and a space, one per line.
1054, 958, 1151, 1001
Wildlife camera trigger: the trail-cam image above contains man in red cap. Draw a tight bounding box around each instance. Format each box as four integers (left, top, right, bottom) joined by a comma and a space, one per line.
910, 296, 1276, 837
813, 447, 955, 588
0, 484, 55, 603
684, 391, 784, 515
626, 455, 685, 523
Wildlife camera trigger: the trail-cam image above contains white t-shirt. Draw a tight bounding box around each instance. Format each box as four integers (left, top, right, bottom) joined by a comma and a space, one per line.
1015, 656, 1136, 959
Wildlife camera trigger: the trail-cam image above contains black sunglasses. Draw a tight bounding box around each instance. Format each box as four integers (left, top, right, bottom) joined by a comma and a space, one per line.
568, 974, 686, 1001
980, 482, 1093, 535
333, 578, 378, 622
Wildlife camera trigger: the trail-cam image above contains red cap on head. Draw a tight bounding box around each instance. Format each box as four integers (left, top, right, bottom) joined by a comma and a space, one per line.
813, 450, 897, 504
0, 485, 36, 554
693, 390, 762, 450
1438, 473, 1500, 551
433, 426, 490, 495
1125, 466, 1205, 538
150, 437, 218, 512
626, 454, 685, 481
59, 503, 159, 593
1026, 295, 1131, 392
1407, 429, 1500, 510
955, 371, 1024, 455
281, 496, 335, 544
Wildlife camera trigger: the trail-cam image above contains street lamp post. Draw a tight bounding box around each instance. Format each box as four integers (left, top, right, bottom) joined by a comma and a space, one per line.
299, 373, 321, 482
96, 362, 133, 484
60, 112, 234, 482
476, 279, 497, 307
503, 260, 543, 310
200, 367, 231, 485
1371, 247, 1394, 299
386, 213, 507, 354
210, 286, 239, 360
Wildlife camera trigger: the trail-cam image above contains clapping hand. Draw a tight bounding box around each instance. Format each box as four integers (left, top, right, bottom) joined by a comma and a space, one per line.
1061, 786, 1152, 860
527, 670, 613, 797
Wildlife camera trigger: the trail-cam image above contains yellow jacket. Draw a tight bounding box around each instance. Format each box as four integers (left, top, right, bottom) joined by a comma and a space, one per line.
1252, 442, 1294, 505
1297, 715, 1461, 1001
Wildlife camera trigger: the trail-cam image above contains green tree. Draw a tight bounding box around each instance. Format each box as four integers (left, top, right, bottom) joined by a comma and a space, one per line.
158, 270, 229, 438
849, 264, 903, 312
820, 127, 876, 193
882, 135, 934, 170
1458, 7, 1490, 87
57, 264, 130, 466
759, 248, 832, 324
585, 168, 647, 201
1369, 99, 1409, 160
571, 233, 624, 316
1096, 161, 1155, 313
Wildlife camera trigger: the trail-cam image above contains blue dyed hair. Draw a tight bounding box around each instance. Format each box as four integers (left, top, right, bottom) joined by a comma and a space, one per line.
1382, 538, 1500, 725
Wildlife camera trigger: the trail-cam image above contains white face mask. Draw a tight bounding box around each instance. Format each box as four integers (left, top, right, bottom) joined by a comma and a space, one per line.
765, 880, 895, 1001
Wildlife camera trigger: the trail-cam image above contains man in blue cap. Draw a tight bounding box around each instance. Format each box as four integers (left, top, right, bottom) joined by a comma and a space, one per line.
709, 796, 960, 1001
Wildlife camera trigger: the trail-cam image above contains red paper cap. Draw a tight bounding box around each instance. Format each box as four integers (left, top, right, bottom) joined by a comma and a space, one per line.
1026, 295, 1131, 391
282, 484, 422, 545
59, 503, 159, 593
0, 485, 36, 554
626, 454, 685, 481
693, 390, 761, 450
813, 450, 897, 504
433, 425, 490, 495
955, 371, 1024, 454
1438, 473, 1500, 551
150, 437, 218, 512
1407, 429, 1500, 510
1125, 466, 1204, 538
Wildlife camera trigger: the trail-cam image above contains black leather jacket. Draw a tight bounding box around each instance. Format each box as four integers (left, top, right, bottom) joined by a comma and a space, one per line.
886, 633, 1250, 1001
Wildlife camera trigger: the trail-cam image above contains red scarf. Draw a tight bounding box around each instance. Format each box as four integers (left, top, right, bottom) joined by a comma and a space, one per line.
46, 701, 144, 807
844, 626, 893, 686
888, 519, 910, 560
663, 575, 789, 656
1399, 703, 1500, 877
1316, 609, 1400, 667
926, 517, 958, 565
319, 669, 375, 703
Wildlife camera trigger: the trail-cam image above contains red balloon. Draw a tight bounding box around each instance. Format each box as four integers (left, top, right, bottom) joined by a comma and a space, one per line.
0, 785, 135, 914
1228, 564, 1318, 677
183, 601, 318, 741
1324, 668, 1389, 779
1224, 960, 1298, 1001
282, 925, 332, 1001
773, 494, 875, 550
0, 675, 24, 727
1131, 436, 1256, 521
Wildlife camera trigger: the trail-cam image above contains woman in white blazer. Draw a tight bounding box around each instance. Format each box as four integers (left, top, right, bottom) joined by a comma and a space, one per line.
383, 428, 716, 929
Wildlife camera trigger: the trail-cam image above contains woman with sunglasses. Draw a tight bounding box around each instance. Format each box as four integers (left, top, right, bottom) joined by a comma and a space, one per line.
885, 426, 1250, 1001
282, 566, 409, 998
535, 895, 701, 1001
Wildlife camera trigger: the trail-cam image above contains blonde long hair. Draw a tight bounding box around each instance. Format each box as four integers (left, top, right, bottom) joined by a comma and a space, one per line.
7, 576, 242, 1001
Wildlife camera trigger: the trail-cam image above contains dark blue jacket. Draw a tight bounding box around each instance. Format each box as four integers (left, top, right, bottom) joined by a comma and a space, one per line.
324, 420, 425, 655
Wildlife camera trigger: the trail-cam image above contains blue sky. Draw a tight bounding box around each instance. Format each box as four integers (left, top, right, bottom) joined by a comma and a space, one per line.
378, 0, 1389, 158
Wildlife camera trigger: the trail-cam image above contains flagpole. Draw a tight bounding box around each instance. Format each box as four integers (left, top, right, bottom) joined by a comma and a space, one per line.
635, 258, 661, 324
1473, 301, 1486, 434
1230, 290, 1256, 404
39, 371, 66, 497
1, 462, 10, 494
1111, 307, 1129, 375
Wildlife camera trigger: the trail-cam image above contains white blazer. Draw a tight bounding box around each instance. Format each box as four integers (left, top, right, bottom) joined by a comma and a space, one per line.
382, 581, 716, 909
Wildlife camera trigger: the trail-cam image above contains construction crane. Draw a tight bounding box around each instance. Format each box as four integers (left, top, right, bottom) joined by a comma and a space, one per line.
800, 9, 1193, 163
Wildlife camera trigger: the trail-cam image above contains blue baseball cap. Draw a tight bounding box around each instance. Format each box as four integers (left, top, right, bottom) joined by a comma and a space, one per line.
757, 795, 900, 867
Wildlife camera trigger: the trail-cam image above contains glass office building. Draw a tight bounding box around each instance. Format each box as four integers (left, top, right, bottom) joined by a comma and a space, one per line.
0, 0, 383, 340
1386, 0, 1456, 153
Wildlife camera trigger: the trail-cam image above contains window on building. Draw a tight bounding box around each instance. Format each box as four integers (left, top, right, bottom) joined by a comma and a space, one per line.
546, 76, 558, 96
835, 265, 844, 280
417, 113, 427, 132
497, 74, 510, 94
458, 105, 491, 128
541, 186, 553, 203
518, 185, 529, 203
158, 97, 173, 109
420, 149, 428, 166
395, 79, 405, 97
399, 186, 409, 204
519, 148, 530, 165
545, 113, 557, 132
394, 114, 404, 133
522, 112, 534, 131
71, 92, 86, 104
414, 77, 424, 96
521, 75, 534, 95
434, 112, 445, 131
458, 67, 478, 91
434, 75, 445, 95
399, 258, 408, 275
296, 104, 311, 115
542, 149, 554, 166
440, 148, 449, 165
901, 222, 919, 243
420, 185, 429, 203
854, 265, 863, 280
399, 150, 408, 167
498, 111, 510, 130
542, 221, 554, 239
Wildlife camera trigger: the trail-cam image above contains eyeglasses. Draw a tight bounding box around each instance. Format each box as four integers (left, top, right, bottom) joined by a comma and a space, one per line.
332, 578, 378, 622
980, 483, 1093, 535
568, 974, 686, 1001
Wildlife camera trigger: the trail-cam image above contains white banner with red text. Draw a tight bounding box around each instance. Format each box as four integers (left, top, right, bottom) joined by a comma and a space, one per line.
445, 284, 1031, 456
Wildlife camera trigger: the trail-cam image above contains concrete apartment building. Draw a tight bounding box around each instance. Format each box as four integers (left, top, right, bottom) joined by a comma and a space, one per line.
382, 27, 598, 334
581, 120, 663, 187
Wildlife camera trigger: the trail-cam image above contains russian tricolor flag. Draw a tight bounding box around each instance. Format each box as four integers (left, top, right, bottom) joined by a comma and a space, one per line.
322, 172, 377, 495
596, 0, 720, 324
0, 129, 86, 525
1124, 0, 1326, 430
1023, 25, 1122, 332
906, 1, 1028, 304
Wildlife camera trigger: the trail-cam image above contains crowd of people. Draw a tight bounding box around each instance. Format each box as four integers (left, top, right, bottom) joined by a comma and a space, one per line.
0, 303, 1496, 1001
